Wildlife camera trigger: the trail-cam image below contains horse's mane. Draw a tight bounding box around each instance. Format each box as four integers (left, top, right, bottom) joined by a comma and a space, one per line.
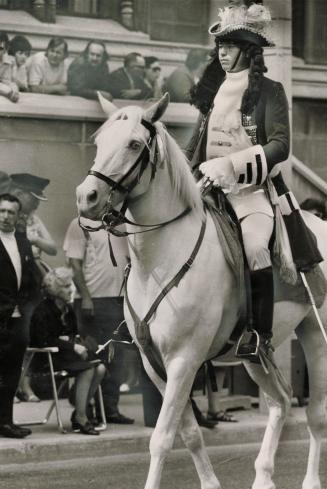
95, 106, 205, 220
154, 122, 204, 219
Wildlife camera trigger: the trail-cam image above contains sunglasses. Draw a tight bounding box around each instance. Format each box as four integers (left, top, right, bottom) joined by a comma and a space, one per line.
151, 66, 161, 72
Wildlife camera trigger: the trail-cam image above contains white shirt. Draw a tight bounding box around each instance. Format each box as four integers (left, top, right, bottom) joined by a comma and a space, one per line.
63, 218, 129, 298
28, 52, 68, 86
0, 230, 22, 317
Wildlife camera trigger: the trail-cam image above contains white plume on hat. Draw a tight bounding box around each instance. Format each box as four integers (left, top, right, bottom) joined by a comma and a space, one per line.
209, 3, 274, 47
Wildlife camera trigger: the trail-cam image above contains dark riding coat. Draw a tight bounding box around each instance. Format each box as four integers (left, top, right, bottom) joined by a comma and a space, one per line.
186, 76, 322, 272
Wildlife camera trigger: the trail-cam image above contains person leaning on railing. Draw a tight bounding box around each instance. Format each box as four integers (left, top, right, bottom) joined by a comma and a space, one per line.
0, 31, 19, 103
28, 37, 69, 95
67, 39, 113, 101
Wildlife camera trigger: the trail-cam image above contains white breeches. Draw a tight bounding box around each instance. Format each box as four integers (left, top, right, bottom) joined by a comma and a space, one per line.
227, 188, 274, 271
241, 213, 274, 271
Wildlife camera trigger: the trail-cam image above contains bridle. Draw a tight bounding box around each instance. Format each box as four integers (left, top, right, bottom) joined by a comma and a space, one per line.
78, 118, 191, 240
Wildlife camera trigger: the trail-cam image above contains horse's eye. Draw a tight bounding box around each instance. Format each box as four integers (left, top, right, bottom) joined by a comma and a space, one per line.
129, 140, 142, 151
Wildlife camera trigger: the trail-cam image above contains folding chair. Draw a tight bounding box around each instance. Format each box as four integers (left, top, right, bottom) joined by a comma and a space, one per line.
18, 347, 107, 434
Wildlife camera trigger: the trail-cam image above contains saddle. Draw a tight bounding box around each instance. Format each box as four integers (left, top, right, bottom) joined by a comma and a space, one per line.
202, 189, 250, 356
203, 187, 327, 361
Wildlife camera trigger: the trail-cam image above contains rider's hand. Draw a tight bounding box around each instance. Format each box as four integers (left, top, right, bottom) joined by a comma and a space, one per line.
81, 296, 94, 318
73, 343, 88, 360
199, 156, 235, 188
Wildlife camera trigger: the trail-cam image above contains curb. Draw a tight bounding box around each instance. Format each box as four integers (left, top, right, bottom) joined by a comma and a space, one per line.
1, 409, 310, 466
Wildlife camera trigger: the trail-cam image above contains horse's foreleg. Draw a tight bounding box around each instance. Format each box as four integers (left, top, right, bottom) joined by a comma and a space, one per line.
297, 313, 327, 489
179, 399, 221, 489
244, 360, 292, 489
143, 358, 207, 489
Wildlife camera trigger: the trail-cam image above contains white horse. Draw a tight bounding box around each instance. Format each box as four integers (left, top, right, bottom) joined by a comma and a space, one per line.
76, 93, 327, 489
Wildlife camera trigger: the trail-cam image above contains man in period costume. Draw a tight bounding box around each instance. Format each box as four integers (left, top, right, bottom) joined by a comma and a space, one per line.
187, 2, 322, 359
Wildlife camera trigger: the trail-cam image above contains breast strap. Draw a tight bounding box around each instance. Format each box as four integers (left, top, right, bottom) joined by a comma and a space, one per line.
123, 218, 206, 381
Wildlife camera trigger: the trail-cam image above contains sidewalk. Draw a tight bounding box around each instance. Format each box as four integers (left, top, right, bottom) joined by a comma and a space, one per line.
0, 394, 309, 466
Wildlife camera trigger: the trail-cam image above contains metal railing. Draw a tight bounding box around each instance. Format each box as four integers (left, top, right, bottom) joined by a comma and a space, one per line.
292, 154, 327, 197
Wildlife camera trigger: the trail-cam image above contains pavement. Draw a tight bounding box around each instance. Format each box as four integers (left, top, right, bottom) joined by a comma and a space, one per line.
0, 393, 312, 467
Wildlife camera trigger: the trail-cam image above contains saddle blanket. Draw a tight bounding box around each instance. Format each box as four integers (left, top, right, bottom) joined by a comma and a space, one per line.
206, 197, 327, 311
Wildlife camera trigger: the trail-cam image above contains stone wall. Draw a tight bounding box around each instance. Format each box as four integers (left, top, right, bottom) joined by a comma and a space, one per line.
293, 99, 327, 183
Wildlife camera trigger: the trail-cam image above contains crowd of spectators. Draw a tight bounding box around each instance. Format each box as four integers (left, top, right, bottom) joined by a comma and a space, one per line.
0, 30, 209, 103
0, 171, 141, 438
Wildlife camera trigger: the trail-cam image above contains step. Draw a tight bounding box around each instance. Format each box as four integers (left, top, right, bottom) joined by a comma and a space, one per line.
2, 396, 311, 466
2, 9, 203, 76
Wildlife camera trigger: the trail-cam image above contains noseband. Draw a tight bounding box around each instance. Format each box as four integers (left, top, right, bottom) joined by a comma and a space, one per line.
79, 118, 191, 239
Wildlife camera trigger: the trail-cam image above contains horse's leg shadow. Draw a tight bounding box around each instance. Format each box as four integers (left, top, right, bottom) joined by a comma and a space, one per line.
296, 311, 327, 489
244, 358, 292, 489
141, 355, 220, 489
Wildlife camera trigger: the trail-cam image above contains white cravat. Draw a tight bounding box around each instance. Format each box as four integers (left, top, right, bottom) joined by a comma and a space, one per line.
0, 230, 22, 317
207, 69, 250, 160
208, 69, 249, 130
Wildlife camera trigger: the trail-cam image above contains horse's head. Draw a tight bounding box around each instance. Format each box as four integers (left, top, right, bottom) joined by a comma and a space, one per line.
76, 92, 170, 222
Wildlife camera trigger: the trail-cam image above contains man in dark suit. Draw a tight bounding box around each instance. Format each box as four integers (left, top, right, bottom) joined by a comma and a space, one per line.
0, 193, 37, 438
107, 52, 150, 100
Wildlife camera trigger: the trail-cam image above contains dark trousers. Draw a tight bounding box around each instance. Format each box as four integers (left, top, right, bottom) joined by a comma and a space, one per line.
74, 297, 124, 415
0, 318, 28, 424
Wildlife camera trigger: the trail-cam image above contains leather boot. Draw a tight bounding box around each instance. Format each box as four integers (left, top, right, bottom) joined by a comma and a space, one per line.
236, 267, 274, 360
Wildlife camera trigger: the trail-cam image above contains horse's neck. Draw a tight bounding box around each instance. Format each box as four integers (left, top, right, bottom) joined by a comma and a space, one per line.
126, 171, 202, 279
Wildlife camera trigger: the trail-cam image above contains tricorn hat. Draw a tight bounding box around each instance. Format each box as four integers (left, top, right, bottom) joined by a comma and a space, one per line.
10, 173, 50, 201
208, 3, 274, 48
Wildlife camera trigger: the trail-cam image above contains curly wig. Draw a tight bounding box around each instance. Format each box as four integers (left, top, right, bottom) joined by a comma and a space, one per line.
190, 39, 267, 116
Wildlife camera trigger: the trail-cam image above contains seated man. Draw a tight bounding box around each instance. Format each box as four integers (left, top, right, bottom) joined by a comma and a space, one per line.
0, 31, 19, 102
68, 40, 112, 100
107, 52, 149, 100
28, 37, 69, 95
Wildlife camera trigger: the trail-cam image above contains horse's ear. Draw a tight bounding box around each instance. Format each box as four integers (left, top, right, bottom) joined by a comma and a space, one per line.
144, 92, 170, 123
97, 91, 118, 118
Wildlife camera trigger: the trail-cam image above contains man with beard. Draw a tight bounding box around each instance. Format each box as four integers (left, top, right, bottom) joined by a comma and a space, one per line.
68, 40, 112, 100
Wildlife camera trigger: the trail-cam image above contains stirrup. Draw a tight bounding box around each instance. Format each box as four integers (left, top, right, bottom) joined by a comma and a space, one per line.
235, 329, 260, 359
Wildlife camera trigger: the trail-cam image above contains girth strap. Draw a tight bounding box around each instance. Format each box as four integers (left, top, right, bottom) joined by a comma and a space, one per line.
124, 218, 207, 381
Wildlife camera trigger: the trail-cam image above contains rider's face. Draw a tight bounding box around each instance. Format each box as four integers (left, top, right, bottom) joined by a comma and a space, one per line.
218, 41, 249, 73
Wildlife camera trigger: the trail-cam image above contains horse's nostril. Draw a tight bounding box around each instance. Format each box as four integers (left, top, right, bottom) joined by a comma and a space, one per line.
87, 190, 98, 204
